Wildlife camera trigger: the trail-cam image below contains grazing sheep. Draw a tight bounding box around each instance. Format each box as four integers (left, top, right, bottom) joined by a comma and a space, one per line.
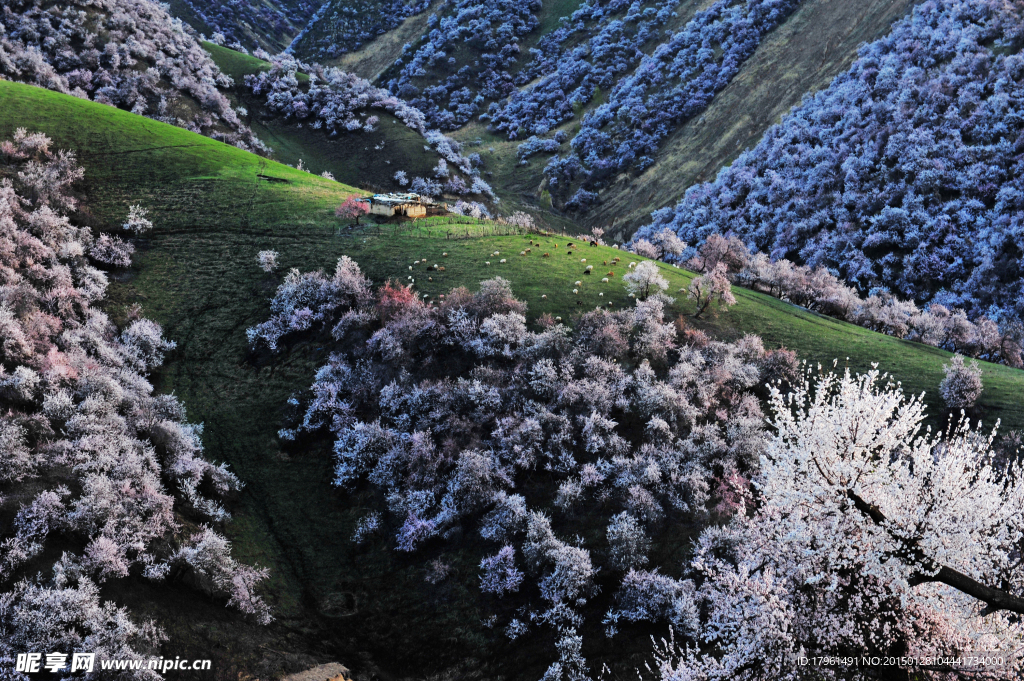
439, 266, 446, 271
599, 292, 604, 297
428, 277, 433, 281
575, 280, 582, 286
525, 248, 532, 253
629, 262, 636, 268
486, 261, 491, 266
555, 316, 562, 322
443, 252, 448, 256
603, 260, 608, 266
520, 251, 526, 255
409, 266, 413, 271
586, 265, 593, 271
601, 277, 609, 283
541, 294, 547, 299
543, 253, 550, 257
583, 270, 591, 275
589, 241, 597, 246
607, 271, 615, 276
581, 258, 587, 263
414, 260, 420, 264
500, 259, 507, 263
573, 289, 578, 295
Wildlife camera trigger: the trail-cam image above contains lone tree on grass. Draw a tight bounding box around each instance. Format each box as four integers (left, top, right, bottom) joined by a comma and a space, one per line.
940, 354, 983, 411
623, 261, 669, 300
336, 196, 370, 225
688, 262, 736, 318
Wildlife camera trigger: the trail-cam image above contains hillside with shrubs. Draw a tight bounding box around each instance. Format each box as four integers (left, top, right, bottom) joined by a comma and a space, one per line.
4, 0, 1024, 680
0, 129, 272, 670
635, 0, 1024, 322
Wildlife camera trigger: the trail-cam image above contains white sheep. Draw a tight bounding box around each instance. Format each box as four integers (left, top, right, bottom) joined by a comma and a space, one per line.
485, 261, 491, 266
555, 316, 562, 322
580, 258, 587, 263
586, 265, 593, 271
409, 266, 413, 271
541, 294, 547, 299
520, 251, 526, 255
500, 259, 507, 263
573, 289, 578, 295
601, 277, 609, 283
599, 292, 604, 297
629, 262, 637, 268
443, 252, 448, 256
575, 280, 582, 286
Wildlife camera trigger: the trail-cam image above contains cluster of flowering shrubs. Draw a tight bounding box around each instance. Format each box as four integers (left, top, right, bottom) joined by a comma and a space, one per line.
0, 0, 265, 152
384, 0, 543, 129
638, 0, 1024, 322
244, 54, 495, 198
0, 131, 270, 668
251, 254, 1024, 678
488, 0, 680, 140
633, 233, 1024, 367
537, 0, 804, 208
250, 257, 802, 677
181, 0, 320, 52
290, 0, 433, 60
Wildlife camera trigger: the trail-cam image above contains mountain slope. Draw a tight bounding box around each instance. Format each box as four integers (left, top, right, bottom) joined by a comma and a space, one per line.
4, 78, 1024, 679
584, 0, 920, 239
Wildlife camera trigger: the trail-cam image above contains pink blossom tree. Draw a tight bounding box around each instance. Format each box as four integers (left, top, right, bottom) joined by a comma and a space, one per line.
688, 262, 736, 318
336, 196, 370, 225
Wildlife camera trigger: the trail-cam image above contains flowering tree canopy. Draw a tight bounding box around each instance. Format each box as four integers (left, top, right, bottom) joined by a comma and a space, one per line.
250, 258, 801, 678
0, 131, 271, 668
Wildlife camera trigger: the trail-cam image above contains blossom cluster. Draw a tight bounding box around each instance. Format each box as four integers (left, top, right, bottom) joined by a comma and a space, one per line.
638, 0, 1024, 322
645, 368, 1024, 679
0, 131, 271, 666
250, 260, 799, 676
0, 0, 265, 152
634, 234, 1024, 367
541, 0, 804, 208
176, 0, 320, 52
244, 54, 495, 197
289, 0, 433, 60
488, 0, 679, 140
384, 0, 543, 129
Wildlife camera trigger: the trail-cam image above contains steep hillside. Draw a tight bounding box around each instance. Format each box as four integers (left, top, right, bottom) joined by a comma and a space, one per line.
585, 0, 919, 239
636, 0, 1024, 320
4, 78, 1024, 679
167, 0, 319, 53
327, 0, 442, 81
0, 0, 261, 150
204, 43, 443, 190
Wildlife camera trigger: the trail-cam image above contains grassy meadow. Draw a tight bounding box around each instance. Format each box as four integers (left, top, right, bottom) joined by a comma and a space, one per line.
2, 78, 1024, 678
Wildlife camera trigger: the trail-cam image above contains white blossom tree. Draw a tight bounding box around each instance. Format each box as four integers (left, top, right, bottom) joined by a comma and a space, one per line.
653, 368, 1024, 679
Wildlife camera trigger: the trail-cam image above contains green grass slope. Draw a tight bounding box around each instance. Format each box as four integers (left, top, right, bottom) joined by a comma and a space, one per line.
3, 79, 1023, 680
584, 0, 920, 239
203, 42, 444, 194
